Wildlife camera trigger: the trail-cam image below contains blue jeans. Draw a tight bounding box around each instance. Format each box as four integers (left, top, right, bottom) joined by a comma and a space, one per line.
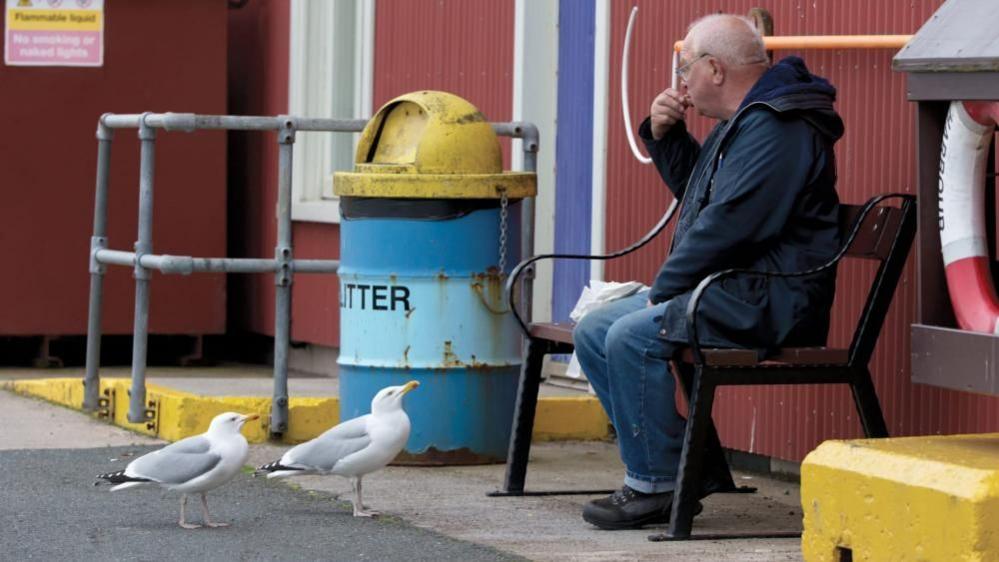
573, 291, 684, 494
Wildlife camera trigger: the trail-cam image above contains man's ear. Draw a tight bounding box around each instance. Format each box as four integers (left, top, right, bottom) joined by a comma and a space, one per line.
709, 58, 725, 85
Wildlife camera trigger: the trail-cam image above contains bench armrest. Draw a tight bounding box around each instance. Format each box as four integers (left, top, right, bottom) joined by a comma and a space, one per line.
684, 193, 913, 365
507, 199, 680, 336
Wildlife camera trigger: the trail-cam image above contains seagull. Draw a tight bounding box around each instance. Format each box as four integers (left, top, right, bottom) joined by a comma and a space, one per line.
96, 411, 259, 529
256, 381, 418, 517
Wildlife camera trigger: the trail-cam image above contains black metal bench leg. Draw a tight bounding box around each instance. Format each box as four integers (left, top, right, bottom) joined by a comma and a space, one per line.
494, 337, 547, 495
664, 365, 716, 539
675, 362, 740, 493
490, 337, 616, 497
850, 367, 889, 438
650, 365, 805, 542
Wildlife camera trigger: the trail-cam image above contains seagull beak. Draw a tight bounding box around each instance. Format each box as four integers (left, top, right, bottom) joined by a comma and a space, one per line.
400, 381, 420, 395
242, 413, 260, 423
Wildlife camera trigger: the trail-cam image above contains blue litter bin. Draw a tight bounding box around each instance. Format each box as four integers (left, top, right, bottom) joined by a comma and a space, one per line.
333, 91, 537, 464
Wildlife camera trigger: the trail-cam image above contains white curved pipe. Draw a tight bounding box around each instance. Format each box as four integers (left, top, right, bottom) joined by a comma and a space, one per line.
622, 5, 652, 165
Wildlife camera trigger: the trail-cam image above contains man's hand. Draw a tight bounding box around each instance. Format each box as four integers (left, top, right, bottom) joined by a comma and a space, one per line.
650, 88, 690, 140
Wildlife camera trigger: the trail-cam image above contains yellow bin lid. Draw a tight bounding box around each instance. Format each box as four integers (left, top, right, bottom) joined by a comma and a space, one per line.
333, 91, 536, 199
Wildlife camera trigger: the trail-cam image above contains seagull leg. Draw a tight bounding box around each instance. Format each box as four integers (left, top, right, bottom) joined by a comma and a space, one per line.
200, 492, 230, 528
179, 493, 202, 529
351, 476, 379, 517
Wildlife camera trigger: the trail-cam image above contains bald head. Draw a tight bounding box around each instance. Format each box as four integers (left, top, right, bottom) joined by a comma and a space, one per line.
679, 14, 769, 120
684, 14, 767, 67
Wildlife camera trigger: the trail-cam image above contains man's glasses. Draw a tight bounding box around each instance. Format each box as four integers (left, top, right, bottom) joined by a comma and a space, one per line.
675, 52, 711, 81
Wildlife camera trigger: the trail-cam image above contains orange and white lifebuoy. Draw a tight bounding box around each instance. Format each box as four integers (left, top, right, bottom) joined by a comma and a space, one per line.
939, 100, 999, 333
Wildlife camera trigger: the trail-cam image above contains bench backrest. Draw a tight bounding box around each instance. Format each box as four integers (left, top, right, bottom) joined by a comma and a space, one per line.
527, 195, 918, 361
839, 195, 917, 366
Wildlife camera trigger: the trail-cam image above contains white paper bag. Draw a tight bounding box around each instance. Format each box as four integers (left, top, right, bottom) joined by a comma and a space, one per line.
569, 279, 647, 323
565, 280, 649, 391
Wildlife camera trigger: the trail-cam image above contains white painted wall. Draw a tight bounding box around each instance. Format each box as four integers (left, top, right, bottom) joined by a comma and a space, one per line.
513, 0, 559, 321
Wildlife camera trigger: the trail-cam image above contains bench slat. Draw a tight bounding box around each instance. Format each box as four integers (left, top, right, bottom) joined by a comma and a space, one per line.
529, 322, 849, 367
840, 204, 904, 261
679, 347, 849, 367
529, 322, 574, 344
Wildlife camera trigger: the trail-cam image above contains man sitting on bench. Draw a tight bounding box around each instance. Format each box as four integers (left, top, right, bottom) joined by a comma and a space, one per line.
575, 14, 844, 530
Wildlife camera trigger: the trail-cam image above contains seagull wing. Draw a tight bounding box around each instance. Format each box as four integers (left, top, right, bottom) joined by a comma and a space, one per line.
282, 415, 372, 471
126, 435, 222, 485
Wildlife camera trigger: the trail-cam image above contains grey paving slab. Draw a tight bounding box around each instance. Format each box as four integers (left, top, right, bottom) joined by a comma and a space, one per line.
2, 380, 805, 561
0, 391, 165, 450
248, 442, 805, 561
0, 446, 522, 562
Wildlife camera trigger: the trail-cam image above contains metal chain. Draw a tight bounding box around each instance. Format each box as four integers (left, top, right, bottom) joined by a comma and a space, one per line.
498, 189, 509, 277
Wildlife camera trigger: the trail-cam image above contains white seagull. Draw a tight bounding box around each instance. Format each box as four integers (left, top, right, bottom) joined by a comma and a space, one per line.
256, 381, 418, 517
97, 411, 259, 529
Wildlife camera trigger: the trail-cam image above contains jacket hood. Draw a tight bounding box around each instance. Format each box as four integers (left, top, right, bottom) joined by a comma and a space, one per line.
738, 56, 844, 141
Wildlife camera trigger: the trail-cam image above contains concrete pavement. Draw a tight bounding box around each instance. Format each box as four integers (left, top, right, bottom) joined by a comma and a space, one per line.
1, 374, 805, 561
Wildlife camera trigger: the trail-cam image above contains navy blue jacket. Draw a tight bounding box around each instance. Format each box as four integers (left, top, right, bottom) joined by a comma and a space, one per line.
638, 56, 843, 353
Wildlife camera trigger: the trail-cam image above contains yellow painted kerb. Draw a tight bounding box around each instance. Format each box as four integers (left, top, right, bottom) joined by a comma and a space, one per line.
333, 90, 536, 199
2, 378, 338, 445
801, 434, 999, 561
3, 377, 609, 445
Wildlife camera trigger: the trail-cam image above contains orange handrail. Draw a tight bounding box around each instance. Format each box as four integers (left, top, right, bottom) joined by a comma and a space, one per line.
672, 34, 913, 52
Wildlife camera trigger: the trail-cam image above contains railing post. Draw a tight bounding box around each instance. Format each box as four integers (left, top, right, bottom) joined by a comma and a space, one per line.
83, 115, 114, 411
270, 117, 296, 437
127, 113, 157, 424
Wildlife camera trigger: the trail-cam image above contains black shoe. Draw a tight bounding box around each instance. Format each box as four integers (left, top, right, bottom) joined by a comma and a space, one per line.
699, 471, 733, 499
582, 486, 703, 530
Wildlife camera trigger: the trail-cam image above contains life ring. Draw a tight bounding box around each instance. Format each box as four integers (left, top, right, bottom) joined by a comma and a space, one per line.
939, 100, 999, 333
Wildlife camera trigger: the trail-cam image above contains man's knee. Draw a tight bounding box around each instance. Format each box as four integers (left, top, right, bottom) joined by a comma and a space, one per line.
604, 320, 638, 356
573, 313, 605, 351
605, 314, 674, 360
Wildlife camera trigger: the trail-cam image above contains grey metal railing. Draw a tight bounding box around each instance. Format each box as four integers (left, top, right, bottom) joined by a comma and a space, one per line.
83, 112, 538, 438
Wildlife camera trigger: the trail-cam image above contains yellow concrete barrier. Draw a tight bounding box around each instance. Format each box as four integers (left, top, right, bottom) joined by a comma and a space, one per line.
534, 397, 610, 441
3, 378, 609, 444
802, 433, 999, 561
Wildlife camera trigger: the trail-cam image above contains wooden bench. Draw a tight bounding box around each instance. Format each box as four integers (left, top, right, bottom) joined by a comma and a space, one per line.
491, 193, 917, 541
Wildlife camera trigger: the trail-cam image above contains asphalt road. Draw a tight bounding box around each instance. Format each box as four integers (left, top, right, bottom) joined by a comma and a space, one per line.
0, 445, 523, 562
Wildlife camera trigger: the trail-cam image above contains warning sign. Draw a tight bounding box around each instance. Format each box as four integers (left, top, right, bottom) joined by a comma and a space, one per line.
4, 0, 104, 67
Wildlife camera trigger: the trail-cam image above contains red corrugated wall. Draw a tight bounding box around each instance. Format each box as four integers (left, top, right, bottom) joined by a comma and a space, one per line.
607, 0, 999, 462
373, 0, 515, 164
227, 0, 514, 346
0, 0, 227, 335
228, 0, 339, 346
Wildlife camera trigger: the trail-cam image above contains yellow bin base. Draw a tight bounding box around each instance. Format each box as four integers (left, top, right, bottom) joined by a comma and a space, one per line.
802, 433, 999, 561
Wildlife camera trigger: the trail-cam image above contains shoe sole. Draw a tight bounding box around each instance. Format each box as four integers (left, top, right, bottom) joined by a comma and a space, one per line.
583, 500, 704, 531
